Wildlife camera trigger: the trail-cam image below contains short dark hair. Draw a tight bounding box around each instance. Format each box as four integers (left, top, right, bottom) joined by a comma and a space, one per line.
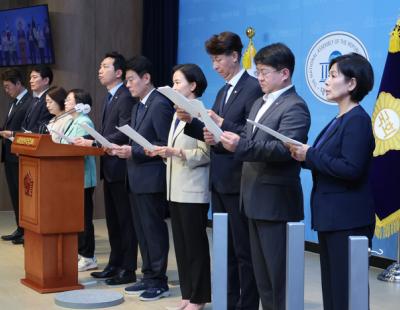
1, 69, 25, 86
172, 64, 208, 98
126, 56, 154, 82
47, 86, 67, 110
68, 88, 92, 106
31, 65, 53, 85
205, 31, 243, 60
104, 51, 126, 80
329, 53, 374, 102
254, 43, 295, 76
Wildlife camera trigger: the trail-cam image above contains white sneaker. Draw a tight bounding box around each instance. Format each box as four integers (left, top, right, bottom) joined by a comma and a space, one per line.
78, 256, 98, 272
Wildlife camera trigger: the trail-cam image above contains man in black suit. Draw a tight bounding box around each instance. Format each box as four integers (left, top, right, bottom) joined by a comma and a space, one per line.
76, 52, 137, 285
21, 65, 53, 134
112, 56, 174, 301
176, 31, 262, 310
220, 43, 311, 310
0, 69, 32, 245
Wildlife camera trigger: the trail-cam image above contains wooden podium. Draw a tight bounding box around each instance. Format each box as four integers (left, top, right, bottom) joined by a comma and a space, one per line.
11, 133, 104, 293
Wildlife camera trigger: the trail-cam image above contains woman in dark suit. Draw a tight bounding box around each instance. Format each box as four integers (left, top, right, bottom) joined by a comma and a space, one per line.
288, 53, 375, 310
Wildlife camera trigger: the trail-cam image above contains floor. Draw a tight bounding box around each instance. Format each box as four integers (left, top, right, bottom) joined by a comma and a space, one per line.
0, 211, 399, 310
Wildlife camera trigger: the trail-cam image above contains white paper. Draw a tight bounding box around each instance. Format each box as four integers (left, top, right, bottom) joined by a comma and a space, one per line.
190, 99, 223, 142
8, 136, 14, 142
116, 124, 156, 151
48, 128, 75, 144
246, 119, 303, 146
157, 86, 223, 142
158, 86, 200, 118
79, 123, 113, 148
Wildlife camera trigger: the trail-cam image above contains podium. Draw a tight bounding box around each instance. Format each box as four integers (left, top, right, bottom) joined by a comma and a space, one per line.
11, 133, 104, 293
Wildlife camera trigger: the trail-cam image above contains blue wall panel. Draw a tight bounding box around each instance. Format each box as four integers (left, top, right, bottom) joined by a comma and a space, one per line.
178, 0, 400, 260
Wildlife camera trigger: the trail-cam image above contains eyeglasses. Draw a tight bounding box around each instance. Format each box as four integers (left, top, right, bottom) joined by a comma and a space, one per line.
254, 69, 278, 78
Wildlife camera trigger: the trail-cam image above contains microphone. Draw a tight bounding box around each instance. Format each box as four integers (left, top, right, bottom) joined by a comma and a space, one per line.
81, 104, 91, 114
39, 104, 91, 134
47, 103, 90, 124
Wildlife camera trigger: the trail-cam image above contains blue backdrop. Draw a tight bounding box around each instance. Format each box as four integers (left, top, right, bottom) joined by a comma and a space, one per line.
178, 0, 400, 260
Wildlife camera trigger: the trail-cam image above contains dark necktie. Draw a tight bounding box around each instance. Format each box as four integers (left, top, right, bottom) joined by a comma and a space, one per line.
219, 83, 232, 115
102, 93, 113, 124
25, 97, 39, 125
3, 98, 18, 129
104, 93, 113, 113
135, 102, 146, 124
8, 98, 18, 115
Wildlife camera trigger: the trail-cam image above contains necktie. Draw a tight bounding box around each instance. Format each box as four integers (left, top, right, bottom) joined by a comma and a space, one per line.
135, 102, 146, 124
102, 93, 113, 124
7, 98, 18, 117
218, 83, 232, 115
25, 97, 39, 125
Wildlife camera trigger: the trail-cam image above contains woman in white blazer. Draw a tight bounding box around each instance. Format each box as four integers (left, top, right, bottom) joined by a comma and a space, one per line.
149, 64, 210, 310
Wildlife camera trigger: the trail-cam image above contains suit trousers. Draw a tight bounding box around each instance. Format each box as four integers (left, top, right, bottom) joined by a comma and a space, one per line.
318, 225, 374, 310
248, 219, 286, 310
4, 161, 22, 232
78, 187, 95, 258
130, 192, 169, 287
103, 180, 137, 270
169, 201, 211, 303
212, 189, 259, 310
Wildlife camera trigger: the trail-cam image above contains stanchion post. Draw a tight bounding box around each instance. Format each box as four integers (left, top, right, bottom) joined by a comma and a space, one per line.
348, 236, 369, 310
285, 222, 305, 310
212, 213, 228, 310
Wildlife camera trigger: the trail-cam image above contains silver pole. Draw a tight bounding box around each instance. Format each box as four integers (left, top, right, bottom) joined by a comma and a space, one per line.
285, 222, 305, 310
212, 213, 228, 310
348, 236, 369, 310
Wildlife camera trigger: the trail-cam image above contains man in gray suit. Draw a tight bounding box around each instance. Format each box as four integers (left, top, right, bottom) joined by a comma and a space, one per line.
220, 43, 311, 310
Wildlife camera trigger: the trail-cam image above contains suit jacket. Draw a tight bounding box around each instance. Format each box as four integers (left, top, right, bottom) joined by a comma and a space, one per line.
236, 86, 311, 221
126, 90, 174, 194
184, 71, 263, 193
304, 105, 375, 231
1, 91, 32, 163
100, 84, 135, 182
166, 112, 210, 203
21, 90, 52, 133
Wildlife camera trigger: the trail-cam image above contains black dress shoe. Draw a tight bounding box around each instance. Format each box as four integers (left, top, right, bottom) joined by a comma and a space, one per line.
1, 229, 23, 241
12, 235, 24, 245
105, 269, 136, 286
90, 265, 118, 279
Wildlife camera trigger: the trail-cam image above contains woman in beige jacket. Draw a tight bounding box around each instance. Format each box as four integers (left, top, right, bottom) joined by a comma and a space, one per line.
149, 64, 210, 310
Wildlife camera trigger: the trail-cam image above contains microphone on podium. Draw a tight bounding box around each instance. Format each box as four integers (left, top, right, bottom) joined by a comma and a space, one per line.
39, 104, 92, 134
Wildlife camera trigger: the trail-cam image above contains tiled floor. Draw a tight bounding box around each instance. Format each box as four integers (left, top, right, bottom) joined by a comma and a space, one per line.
0, 211, 398, 309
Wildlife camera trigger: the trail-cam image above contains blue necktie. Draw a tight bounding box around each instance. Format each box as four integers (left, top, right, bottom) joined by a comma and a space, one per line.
136, 102, 146, 124
219, 83, 232, 115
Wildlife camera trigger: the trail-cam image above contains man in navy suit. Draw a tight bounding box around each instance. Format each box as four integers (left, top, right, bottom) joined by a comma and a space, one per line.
21, 65, 53, 133
220, 43, 311, 310
77, 52, 138, 284
177, 32, 263, 310
0, 69, 32, 245
112, 56, 174, 301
